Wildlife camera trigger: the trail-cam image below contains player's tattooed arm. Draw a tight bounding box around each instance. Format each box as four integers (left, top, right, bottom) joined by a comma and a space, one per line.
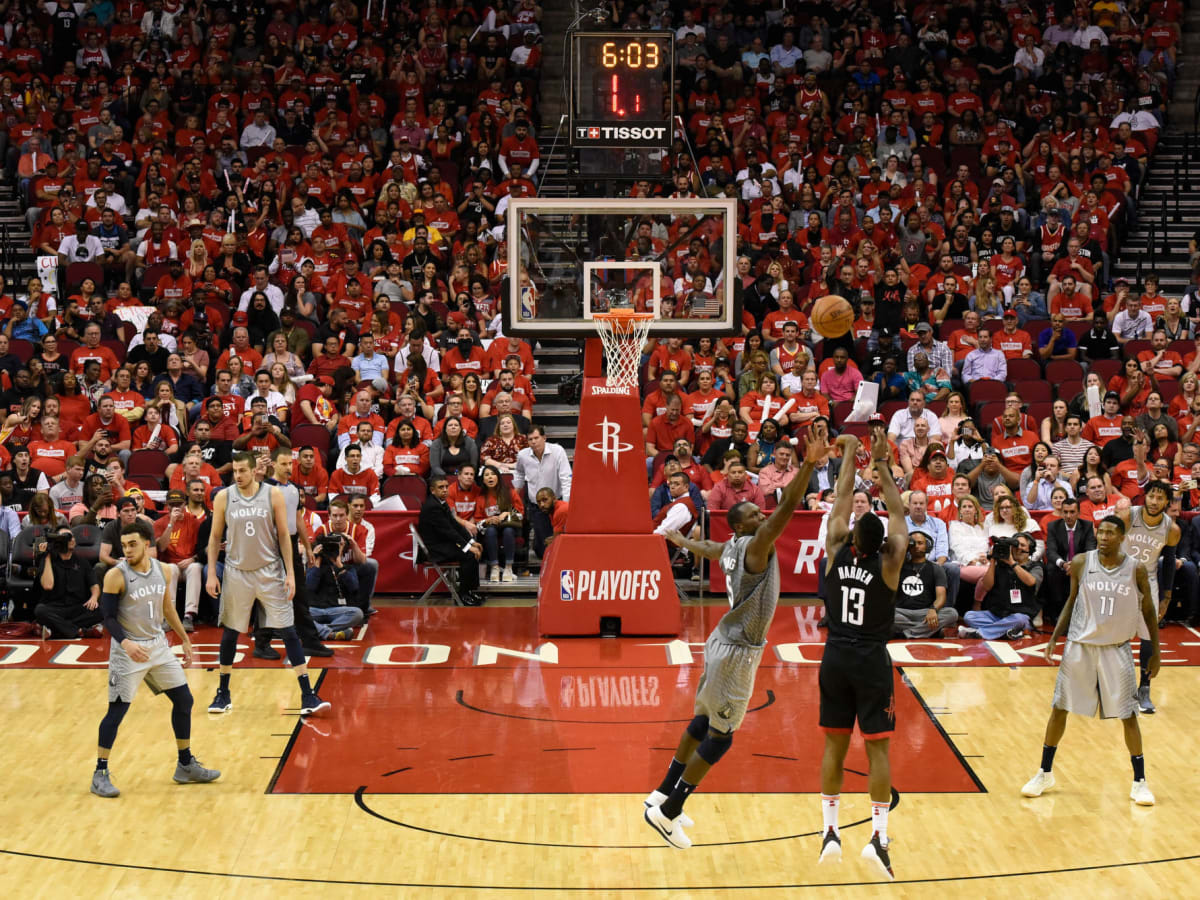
1136, 561, 1160, 677
662, 529, 725, 560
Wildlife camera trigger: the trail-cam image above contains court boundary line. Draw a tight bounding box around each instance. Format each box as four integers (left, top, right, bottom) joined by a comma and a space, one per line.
2, 845, 1197, 889
900, 666, 987, 792
265, 669, 327, 794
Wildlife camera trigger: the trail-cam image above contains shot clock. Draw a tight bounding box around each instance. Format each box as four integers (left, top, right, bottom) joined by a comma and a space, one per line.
570, 31, 674, 149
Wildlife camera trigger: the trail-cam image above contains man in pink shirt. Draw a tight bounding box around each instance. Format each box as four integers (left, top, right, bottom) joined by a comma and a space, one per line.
707, 459, 766, 511
818, 346, 863, 403
757, 442, 801, 497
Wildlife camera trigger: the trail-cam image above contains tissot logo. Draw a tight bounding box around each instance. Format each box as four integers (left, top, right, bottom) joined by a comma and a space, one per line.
574, 125, 668, 141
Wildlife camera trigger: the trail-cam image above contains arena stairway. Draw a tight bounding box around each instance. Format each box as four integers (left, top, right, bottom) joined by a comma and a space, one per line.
1112, 130, 1200, 296
0, 179, 33, 283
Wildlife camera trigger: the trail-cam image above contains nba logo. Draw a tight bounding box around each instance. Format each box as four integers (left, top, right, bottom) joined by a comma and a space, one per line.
520, 286, 536, 320
560, 570, 575, 602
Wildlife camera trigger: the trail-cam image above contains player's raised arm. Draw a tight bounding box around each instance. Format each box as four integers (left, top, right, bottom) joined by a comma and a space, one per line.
1135, 561, 1160, 678
1044, 554, 1086, 664
825, 433, 860, 559
870, 426, 908, 579
746, 424, 826, 569
206, 488, 227, 598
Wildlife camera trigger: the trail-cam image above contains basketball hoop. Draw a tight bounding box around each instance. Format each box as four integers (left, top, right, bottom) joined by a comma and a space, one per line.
592, 310, 655, 389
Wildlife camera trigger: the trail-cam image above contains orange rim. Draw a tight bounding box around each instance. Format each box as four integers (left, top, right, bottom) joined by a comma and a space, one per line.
592, 310, 655, 335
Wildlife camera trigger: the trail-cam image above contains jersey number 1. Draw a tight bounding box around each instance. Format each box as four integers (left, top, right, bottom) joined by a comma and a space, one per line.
841, 586, 865, 626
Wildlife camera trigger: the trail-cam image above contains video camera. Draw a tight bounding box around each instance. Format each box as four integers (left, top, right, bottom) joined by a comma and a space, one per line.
314, 533, 345, 562
987, 536, 1014, 563
45, 531, 73, 553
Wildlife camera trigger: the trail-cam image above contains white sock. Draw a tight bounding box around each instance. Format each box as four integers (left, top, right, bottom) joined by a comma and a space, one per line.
871, 800, 889, 845
821, 794, 840, 835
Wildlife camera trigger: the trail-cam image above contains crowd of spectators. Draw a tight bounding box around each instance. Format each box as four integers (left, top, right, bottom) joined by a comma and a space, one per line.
625, 0, 1198, 620
0, 0, 584, 621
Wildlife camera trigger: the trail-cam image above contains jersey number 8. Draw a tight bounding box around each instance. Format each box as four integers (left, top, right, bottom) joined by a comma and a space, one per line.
841, 586, 865, 626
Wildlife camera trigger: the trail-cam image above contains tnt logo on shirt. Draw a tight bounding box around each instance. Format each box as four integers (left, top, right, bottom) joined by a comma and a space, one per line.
560, 570, 575, 602
901, 574, 926, 597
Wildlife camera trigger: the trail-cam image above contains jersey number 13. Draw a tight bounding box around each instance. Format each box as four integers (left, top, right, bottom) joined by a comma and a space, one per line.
841, 586, 865, 625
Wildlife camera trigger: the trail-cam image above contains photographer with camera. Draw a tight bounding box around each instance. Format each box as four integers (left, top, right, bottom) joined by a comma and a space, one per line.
306, 530, 364, 642
960, 532, 1043, 640
308, 498, 374, 614
949, 418, 986, 469
33, 525, 101, 639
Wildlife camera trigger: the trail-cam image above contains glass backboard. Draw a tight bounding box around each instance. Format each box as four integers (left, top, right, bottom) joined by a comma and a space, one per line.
505, 197, 738, 337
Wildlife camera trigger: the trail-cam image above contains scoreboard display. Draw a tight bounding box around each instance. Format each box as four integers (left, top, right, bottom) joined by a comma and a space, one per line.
570, 32, 674, 149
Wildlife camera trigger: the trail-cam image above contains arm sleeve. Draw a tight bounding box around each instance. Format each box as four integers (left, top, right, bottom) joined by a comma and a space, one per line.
100, 591, 126, 642
1160, 544, 1176, 596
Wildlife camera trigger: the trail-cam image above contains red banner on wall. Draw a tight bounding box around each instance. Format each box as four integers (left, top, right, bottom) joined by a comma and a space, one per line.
708, 511, 827, 595
365, 510, 830, 597
362, 511, 441, 594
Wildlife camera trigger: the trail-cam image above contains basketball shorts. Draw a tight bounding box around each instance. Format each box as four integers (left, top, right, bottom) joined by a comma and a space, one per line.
693, 632, 765, 733
1052, 640, 1137, 719
218, 560, 293, 633
108, 636, 186, 703
819, 639, 895, 739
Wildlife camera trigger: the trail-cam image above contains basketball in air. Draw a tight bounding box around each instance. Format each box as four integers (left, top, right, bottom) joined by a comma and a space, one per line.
810, 294, 855, 339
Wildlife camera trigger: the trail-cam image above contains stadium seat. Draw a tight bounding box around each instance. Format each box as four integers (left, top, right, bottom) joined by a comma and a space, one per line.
879, 400, 906, 421
1056, 379, 1083, 401
1045, 360, 1084, 383
129, 475, 164, 491
139, 264, 172, 301
977, 402, 1006, 437
290, 424, 332, 458
1124, 340, 1152, 359
1014, 381, 1052, 403
70, 524, 103, 564
102, 339, 127, 365
937, 318, 963, 339
1006, 359, 1042, 381
1158, 380, 1180, 402
127, 450, 170, 478
8, 339, 32, 362
382, 475, 428, 508
65, 262, 103, 291
967, 380, 1008, 405
1089, 360, 1123, 383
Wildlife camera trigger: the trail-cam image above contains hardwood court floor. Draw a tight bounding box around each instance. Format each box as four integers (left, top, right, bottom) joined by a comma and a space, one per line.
2, 608, 1200, 898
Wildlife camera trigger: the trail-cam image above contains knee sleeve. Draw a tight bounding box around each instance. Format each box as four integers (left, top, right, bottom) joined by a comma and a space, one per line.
279, 626, 307, 667
165, 685, 193, 741
98, 700, 131, 749
686, 715, 710, 741
218, 627, 239, 667
696, 730, 733, 765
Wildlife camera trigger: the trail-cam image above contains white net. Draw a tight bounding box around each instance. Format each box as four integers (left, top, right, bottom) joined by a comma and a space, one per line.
593, 314, 654, 389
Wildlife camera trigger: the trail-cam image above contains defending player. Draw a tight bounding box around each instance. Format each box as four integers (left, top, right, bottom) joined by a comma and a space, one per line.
643, 425, 828, 849
206, 451, 330, 716
1117, 479, 1178, 714
1021, 515, 1159, 806
819, 427, 906, 881
92, 520, 220, 798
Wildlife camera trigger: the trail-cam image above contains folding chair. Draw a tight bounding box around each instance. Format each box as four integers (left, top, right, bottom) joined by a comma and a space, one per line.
409, 523, 462, 605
